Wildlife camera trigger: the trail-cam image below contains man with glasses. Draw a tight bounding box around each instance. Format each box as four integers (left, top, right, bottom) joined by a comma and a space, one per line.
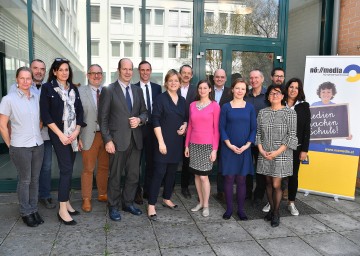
10, 59, 56, 209
244, 69, 269, 205
271, 67, 286, 89
133, 60, 162, 205
78, 64, 109, 212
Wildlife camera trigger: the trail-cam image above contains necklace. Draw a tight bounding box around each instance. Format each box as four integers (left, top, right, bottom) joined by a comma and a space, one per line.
196, 100, 211, 110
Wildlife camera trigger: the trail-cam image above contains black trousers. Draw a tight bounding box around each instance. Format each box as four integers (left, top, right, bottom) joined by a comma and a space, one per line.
181, 140, 193, 188
288, 149, 301, 201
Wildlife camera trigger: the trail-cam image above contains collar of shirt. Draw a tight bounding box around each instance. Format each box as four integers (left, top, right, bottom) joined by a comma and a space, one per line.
214, 86, 224, 92
118, 79, 131, 90
286, 100, 303, 109
16, 88, 35, 98
140, 81, 150, 87
90, 85, 103, 92
249, 87, 266, 97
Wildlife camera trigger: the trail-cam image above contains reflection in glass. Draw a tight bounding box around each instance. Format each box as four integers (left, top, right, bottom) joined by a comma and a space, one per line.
204, 0, 279, 38
232, 51, 274, 86
205, 49, 223, 77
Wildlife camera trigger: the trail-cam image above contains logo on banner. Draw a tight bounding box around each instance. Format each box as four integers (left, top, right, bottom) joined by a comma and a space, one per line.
343, 64, 360, 82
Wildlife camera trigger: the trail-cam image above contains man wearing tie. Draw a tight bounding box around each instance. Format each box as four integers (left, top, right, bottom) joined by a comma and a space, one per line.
98, 58, 148, 221
134, 60, 162, 205
78, 64, 109, 212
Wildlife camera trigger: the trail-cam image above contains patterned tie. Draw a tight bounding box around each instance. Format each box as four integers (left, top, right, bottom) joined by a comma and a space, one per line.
145, 84, 151, 121
125, 86, 132, 112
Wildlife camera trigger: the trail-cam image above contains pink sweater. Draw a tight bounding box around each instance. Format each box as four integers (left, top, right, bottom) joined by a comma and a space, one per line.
185, 101, 220, 150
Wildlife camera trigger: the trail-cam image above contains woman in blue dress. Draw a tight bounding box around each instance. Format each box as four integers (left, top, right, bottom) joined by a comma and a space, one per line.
220, 78, 257, 220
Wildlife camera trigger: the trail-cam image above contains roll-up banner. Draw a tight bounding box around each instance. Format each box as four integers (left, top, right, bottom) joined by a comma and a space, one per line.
299, 56, 360, 200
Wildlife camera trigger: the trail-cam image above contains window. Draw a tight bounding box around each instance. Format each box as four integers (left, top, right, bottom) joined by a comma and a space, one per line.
219, 13, 228, 32
139, 42, 150, 58
124, 7, 133, 24
180, 44, 191, 58
205, 12, 214, 23
124, 42, 133, 57
155, 9, 164, 25
91, 41, 99, 56
50, 0, 57, 24
180, 11, 191, 27
139, 9, 150, 24
168, 43, 177, 58
169, 10, 178, 27
90, 5, 100, 22
111, 6, 121, 21
154, 43, 163, 58
111, 42, 120, 57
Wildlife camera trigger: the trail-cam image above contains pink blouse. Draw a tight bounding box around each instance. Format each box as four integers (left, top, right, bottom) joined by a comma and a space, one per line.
185, 101, 220, 150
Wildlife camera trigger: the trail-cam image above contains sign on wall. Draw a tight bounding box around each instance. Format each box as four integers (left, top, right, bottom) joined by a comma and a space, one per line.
299, 56, 360, 200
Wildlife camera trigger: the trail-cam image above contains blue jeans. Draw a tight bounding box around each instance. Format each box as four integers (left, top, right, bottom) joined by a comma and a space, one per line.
10, 145, 44, 216
38, 140, 53, 199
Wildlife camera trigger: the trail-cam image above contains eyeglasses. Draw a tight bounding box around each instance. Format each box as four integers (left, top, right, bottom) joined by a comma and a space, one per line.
54, 58, 69, 62
88, 72, 103, 76
269, 92, 282, 97
273, 75, 285, 79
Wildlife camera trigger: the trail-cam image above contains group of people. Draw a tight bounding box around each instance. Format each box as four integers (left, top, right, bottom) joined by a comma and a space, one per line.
0, 57, 311, 228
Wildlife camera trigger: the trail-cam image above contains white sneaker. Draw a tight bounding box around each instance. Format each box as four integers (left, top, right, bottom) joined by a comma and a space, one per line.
191, 204, 203, 212
202, 207, 209, 217
262, 203, 270, 213
288, 203, 299, 216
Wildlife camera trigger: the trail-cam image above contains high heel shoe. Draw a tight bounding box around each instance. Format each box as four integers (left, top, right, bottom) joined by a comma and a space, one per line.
68, 210, 80, 216
57, 213, 77, 225
162, 201, 178, 210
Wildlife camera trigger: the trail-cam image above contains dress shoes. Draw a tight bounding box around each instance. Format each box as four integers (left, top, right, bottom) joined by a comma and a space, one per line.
237, 212, 248, 221
68, 209, 80, 216
271, 214, 280, 227
32, 212, 44, 224
97, 194, 108, 202
57, 213, 77, 225
39, 198, 56, 209
82, 198, 92, 212
22, 214, 38, 227
162, 201, 179, 210
123, 205, 142, 216
181, 188, 191, 199
134, 189, 144, 205
148, 214, 157, 221
109, 207, 121, 221
222, 212, 232, 220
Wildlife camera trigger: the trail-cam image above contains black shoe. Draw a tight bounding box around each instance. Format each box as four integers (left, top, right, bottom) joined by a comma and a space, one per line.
57, 213, 77, 225
271, 214, 280, 227
237, 212, 248, 221
181, 188, 191, 199
264, 211, 273, 221
222, 212, 232, 220
22, 214, 38, 227
148, 214, 157, 221
134, 188, 144, 205
68, 209, 80, 216
109, 207, 121, 221
39, 198, 56, 209
123, 205, 142, 216
32, 212, 44, 225
161, 201, 179, 210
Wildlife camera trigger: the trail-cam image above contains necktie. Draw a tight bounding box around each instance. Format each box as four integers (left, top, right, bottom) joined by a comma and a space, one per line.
145, 84, 151, 121
36, 84, 42, 90
96, 89, 100, 107
126, 86, 132, 112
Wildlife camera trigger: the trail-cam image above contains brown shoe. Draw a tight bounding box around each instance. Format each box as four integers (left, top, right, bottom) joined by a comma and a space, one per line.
97, 194, 108, 202
82, 198, 92, 212
282, 189, 288, 201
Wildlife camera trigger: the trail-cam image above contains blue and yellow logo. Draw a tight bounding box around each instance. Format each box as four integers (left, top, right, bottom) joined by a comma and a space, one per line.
343, 64, 360, 82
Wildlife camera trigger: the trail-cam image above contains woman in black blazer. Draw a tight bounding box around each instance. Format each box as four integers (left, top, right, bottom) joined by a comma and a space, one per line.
284, 78, 311, 216
40, 58, 84, 225
147, 69, 187, 221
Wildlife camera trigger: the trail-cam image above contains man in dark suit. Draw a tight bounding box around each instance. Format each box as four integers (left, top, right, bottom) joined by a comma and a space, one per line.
178, 64, 196, 199
133, 60, 162, 204
98, 58, 148, 221
213, 69, 232, 201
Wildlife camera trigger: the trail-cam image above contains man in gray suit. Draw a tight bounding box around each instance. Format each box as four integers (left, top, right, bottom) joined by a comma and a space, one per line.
78, 64, 109, 213
98, 58, 148, 221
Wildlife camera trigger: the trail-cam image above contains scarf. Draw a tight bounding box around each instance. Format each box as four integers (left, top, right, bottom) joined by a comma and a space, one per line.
54, 84, 78, 152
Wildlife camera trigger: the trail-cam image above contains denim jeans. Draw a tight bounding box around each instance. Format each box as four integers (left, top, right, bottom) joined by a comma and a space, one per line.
10, 145, 44, 216
38, 140, 53, 199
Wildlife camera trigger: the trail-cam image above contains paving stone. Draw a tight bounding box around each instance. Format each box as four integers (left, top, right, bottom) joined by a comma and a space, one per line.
106, 212, 151, 228
197, 221, 253, 243
340, 229, 360, 246
0, 233, 55, 256
301, 200, 340, 214
0, 193, 18, 204
0, 218, 16, 238
212, 241, 268, 256
301, 232, 360, 255
258, 236, 322, 256
107, 225, 158, 253
0, 203, 19, 220
161, 245, 215, 256
109, 248, 161, 256
321, 198, 360, 213
281, 215, 334, 235
154, 223, 207, 249
10, 216, 59, 236
52, 228, 105, 255
240, 219, 296, 240
311, 213, 360, 232
150, 208, 195, 224
189, 205, 231, 224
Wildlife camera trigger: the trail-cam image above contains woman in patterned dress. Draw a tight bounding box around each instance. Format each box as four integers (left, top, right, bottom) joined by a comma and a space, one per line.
184, 80, 220, 217
256, 84, 297, 227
